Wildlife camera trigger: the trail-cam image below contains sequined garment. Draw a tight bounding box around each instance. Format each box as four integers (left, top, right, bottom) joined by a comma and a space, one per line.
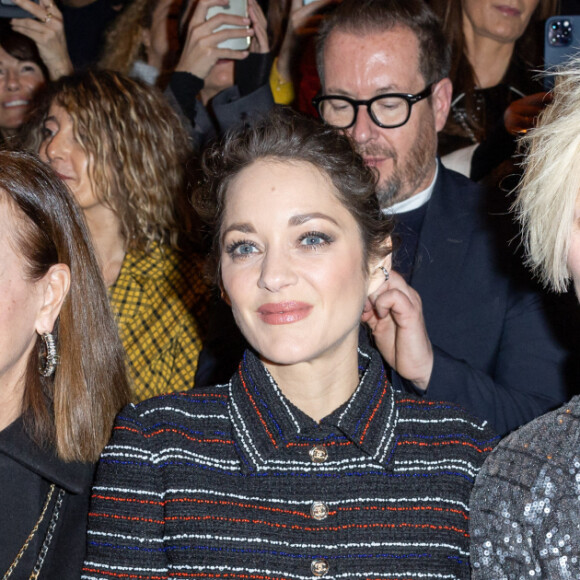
470, 395, 580, 578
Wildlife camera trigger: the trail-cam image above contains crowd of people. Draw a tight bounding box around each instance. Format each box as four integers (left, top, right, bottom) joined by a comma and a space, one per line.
1, 0, 580, 577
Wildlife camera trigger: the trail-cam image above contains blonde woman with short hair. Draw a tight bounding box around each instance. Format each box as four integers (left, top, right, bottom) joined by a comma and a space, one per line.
471, 56, 580, 577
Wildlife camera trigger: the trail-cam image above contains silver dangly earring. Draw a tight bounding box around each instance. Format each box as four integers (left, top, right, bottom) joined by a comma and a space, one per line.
39, 332, 59, 377
379, 266, 390, 281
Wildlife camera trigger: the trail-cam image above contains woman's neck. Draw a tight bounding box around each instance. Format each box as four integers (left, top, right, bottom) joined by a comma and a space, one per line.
263, 336, 361, 423
0, 381, 23, 432
463, 22, 516, 89
84, 207, 126, 287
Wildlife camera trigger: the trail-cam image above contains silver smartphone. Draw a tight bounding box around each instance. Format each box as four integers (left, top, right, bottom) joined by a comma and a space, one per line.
206, 0, 250, 51
544, 16, 580, 89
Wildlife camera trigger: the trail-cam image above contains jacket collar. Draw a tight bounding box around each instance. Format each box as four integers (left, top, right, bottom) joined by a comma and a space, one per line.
109, 242, 167, 319
228, 348, 398, 473
0, 418, 95, 494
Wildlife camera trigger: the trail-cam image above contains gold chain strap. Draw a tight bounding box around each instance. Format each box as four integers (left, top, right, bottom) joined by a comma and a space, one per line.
2, 484, 56, 580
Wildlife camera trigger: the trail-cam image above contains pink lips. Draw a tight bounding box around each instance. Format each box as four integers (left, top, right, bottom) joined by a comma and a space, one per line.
494, 4, 522, 17
257, 301, 313, 325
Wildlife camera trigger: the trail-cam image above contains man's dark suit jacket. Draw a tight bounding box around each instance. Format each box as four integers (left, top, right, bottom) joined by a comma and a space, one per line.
400, 164, 575, 435
195, 164, 577, 437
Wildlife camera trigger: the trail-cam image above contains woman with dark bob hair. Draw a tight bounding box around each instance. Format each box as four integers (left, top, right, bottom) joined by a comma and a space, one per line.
0, 151, 130, 578
83, 109, 497, 579
31, 70, 210, 401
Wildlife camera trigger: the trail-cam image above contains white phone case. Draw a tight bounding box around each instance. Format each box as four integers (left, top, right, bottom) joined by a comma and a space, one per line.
206, 0, 250, 51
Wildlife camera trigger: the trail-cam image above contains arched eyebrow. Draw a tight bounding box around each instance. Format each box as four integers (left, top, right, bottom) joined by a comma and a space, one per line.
221, 223, 255, 239
288, 213, 339, 226
222, 213, 339, 238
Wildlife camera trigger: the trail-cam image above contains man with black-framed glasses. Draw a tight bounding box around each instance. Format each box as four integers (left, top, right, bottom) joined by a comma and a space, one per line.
315, 0, 574, 438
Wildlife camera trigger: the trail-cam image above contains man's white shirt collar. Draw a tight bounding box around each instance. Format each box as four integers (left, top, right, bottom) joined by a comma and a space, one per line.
383, 162, 438, 215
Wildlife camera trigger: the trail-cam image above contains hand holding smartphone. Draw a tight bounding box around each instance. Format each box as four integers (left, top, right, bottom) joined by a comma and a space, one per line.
544, 16, 580, 89
0, 0, 40, 19
206, 0, 250, 51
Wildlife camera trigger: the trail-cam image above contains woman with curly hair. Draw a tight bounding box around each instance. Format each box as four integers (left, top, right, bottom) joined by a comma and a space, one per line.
34, 69, 210, 401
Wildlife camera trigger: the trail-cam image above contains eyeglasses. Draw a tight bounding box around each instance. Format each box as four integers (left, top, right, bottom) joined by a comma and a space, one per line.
312, 85, 433, 129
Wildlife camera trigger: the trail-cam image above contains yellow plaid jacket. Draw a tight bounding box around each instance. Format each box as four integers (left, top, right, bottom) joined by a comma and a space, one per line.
109, 243, 210, 401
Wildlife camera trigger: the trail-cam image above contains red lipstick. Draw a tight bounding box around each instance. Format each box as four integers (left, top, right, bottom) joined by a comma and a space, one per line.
257, 301, 313, 325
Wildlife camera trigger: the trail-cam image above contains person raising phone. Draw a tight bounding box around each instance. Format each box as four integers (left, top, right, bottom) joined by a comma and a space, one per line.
168, 0, 273, 150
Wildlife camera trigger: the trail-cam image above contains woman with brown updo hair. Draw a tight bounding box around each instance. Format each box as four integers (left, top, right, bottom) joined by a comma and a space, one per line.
82, 108, 496, 580
32, 70, 210, 401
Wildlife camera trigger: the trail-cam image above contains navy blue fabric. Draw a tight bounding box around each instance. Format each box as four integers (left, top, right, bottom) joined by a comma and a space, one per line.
401, 165, 577, 435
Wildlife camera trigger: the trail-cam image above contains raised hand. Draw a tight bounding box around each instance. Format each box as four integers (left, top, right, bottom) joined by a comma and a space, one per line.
362, 269, 433, 390
175, 0, 253, 80
10, 0, 73, 80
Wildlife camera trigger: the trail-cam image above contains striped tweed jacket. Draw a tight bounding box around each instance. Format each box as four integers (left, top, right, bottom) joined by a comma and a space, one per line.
83, 347, 498, 580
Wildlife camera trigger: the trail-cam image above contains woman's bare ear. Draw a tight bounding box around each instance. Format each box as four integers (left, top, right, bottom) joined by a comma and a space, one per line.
35, 264, 71, 335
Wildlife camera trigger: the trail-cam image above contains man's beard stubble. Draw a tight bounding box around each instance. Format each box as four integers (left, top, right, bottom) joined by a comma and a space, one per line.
362, 123, 437, 210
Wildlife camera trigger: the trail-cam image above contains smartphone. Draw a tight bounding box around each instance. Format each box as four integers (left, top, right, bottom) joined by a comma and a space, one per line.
544, 16, 580, 89
0, 0, 39, 18
206, 0, 250, 51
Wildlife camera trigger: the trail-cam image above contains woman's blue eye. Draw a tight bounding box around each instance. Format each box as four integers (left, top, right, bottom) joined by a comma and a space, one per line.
299, 232, 332, 248
301, 236, 324, 246
226, 240, 258, 258
235, 243, 256, 255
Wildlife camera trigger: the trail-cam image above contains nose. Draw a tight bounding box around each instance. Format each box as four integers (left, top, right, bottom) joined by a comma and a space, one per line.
4, 69, 20, 91
348, 105, 378, 145
257, 249, 298, 293
43, 131, 66, 164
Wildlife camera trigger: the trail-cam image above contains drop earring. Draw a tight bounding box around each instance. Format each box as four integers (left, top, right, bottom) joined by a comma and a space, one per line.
39, 332, 59, 377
